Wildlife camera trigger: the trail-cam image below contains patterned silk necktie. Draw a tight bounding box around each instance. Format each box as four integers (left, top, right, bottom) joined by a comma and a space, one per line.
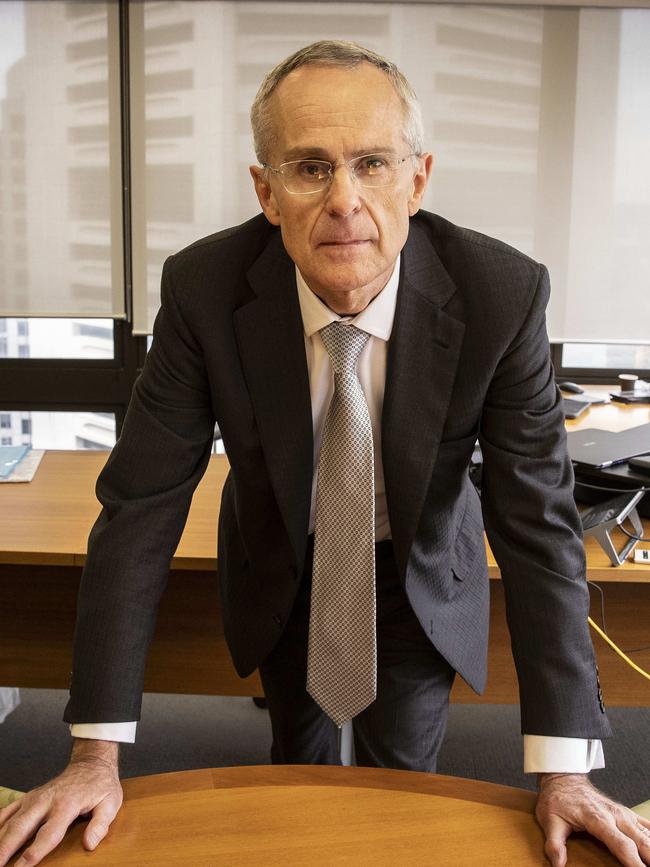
307, 320, 377, 726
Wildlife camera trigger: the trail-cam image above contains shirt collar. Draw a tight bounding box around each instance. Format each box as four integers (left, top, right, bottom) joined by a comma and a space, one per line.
295, 255, 400, 342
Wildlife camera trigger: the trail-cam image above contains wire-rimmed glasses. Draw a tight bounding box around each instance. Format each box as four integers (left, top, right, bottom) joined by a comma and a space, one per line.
262, 152, 419, 195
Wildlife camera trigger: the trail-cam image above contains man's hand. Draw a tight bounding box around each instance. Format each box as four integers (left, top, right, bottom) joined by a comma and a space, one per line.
0, 739, 122, 867
536, 773, 650, 867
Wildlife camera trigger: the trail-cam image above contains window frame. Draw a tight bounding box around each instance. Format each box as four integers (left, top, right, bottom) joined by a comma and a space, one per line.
550, 345, 650, 386
0, 319, 147, 436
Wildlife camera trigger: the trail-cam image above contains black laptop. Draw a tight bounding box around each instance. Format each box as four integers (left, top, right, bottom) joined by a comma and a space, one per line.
566, 423, 650, 469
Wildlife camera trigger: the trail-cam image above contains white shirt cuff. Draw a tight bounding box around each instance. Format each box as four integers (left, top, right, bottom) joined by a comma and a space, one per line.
524, 736, 605, 773
70, 721, 137, 743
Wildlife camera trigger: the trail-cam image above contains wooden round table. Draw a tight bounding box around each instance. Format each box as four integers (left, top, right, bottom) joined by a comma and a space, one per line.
29, 766, 617, 866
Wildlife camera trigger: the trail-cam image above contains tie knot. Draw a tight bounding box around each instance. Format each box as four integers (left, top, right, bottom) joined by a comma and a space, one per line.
320, 321, 370, 374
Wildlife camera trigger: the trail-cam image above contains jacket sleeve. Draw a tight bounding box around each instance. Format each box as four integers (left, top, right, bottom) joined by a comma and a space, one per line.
64, 255, 216, 723
478, 263, 610, 739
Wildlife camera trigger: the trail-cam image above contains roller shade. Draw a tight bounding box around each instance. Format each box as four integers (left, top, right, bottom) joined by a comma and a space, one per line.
0, 0, 124, 319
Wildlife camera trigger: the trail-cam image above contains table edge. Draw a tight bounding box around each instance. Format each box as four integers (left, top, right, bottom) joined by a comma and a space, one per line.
121, 766, 537, 814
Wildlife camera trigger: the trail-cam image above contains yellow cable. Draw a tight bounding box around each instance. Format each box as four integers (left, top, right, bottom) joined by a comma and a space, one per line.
588, 616, 650, 681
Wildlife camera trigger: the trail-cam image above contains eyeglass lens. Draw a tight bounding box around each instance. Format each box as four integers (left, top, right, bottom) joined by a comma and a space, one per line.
280, 154, 401, 193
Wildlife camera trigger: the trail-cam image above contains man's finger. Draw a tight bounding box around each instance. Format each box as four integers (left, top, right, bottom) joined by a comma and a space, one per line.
581, 817, 645, 867
13, 810, 79, 867
542, 813, 571, 867
625, 813, 650, 862
0, 799, 22, 827
83, 795, 121, 851
0, 804, 50, 867
631, 814, 650, 834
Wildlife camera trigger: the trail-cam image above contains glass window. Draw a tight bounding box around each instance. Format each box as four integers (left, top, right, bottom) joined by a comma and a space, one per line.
541, 11, 650, 345
562, 344, 650, 371
68, 167, 111, 221
146, 165, 194, 222
128, 3, 650, 353
0, 318, 114, 359
0, 1, 124, 320
0, 411, 116, 450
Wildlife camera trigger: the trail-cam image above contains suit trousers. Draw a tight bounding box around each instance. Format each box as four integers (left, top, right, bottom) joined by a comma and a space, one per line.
258, 535, 456, 772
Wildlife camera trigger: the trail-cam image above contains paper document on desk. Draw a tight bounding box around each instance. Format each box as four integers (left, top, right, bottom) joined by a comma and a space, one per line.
0, 449, 45, 483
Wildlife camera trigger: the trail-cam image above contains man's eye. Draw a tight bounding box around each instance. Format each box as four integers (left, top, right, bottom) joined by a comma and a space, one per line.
364, 156, 388, 170
298, 161, 328, 178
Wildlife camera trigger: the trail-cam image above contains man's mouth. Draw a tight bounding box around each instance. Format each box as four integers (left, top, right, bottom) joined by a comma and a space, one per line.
319, 239, 370, 246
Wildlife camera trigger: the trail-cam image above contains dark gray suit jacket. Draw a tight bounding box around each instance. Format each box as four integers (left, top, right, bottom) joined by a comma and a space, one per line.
64, 210, 611, 741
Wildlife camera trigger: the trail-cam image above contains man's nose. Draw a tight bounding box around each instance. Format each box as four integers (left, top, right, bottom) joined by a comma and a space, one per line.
324, 164, 362, 217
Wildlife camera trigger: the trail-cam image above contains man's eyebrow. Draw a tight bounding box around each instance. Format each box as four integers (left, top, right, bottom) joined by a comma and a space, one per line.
281, 146, 399, 162
281, 147, 330, 161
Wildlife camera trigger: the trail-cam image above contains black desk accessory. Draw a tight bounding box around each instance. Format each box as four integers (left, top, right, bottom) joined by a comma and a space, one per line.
629, 455, 650, 476
558, 381, 584, 394
573, 461, 650, 519
610, 392, 650, 405
580, 490, 645, 566
562, 397, 591, 419
610, 379, 650, 404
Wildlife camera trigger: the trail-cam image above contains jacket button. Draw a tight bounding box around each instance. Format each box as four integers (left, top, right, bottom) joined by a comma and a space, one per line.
273, 614, 282, 626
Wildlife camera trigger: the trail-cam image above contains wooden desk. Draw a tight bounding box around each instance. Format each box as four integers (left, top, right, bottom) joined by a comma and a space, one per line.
1, 391, 648, 704
16, 766, 616, 866
0, 451, 229, 571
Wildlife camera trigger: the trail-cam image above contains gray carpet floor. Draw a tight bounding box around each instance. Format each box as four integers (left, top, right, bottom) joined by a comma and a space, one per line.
1, 689, 648, 807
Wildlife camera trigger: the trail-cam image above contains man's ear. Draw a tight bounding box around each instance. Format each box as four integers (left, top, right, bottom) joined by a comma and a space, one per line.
407, 152, 433, 217
250, 165, 281, 226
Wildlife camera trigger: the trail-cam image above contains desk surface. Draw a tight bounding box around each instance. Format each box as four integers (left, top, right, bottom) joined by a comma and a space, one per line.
28, 766, 616, 866
0, 451, 229, 570
1, 387, 648, 580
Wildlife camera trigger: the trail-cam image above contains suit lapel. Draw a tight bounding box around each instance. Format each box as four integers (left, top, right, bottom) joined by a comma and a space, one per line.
382, 222, 466, 574
234, 232, 313, 571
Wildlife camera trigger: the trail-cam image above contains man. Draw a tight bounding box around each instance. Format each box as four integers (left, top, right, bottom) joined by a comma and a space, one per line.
1, 41, 649, 867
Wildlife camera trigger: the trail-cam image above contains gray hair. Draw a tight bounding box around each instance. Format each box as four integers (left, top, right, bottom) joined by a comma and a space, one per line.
250, 40, 425, 164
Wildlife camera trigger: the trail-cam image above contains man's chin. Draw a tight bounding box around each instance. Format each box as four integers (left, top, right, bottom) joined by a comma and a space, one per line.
315, 269, 376, 296
313, 249, 379, 281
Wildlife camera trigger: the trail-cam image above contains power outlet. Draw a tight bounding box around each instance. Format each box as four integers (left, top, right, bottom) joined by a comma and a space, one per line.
633, 549, 650, 563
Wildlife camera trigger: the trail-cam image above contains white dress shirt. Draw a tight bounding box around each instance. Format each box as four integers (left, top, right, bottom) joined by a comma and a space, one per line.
72, 256, 604, 773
